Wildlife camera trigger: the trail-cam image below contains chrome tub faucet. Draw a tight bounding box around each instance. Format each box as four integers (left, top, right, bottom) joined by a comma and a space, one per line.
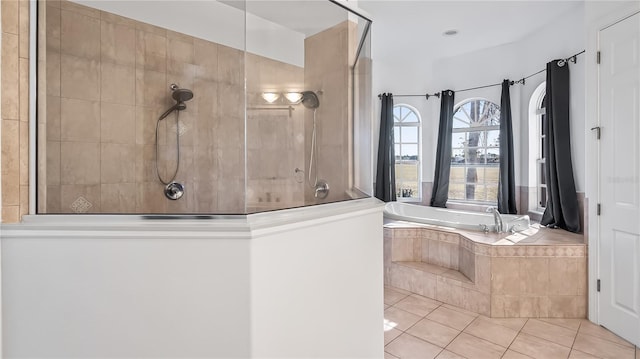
486, 206, 505, 233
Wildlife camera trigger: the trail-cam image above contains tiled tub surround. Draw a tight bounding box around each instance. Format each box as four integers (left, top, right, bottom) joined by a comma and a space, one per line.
384, 222, 587, 318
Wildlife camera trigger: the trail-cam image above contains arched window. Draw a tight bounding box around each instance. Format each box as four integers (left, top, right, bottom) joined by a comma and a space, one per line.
449, 99, 500, 203
528, 82, 547, 213
393, 104, 421, 201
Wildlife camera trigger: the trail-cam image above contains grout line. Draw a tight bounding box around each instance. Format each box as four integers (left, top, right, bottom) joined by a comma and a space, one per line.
504, 347, 536, 359
443, 315, 486, 359
501, 318, 531, 359
570, 320, 583, 353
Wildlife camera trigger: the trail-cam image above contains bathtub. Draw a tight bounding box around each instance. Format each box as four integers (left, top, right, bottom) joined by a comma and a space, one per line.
384, 202, 530, 232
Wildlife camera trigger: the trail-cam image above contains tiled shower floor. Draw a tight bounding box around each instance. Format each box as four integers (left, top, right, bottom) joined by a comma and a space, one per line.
384, 286, 640, 359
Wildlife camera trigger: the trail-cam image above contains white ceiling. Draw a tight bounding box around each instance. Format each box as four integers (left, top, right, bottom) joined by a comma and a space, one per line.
359, 1, 584, 63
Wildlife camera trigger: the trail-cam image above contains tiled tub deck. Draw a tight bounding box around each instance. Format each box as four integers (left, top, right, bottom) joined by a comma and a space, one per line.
384, 221, 586, 318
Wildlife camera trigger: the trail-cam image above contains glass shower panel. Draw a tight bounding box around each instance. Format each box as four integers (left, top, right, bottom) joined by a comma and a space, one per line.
245, 1, 372, 212
38, 0, 246, 214
37, 0, 371, 215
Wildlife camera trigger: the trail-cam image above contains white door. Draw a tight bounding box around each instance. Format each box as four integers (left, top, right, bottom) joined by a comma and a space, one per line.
598, 11, 640, 347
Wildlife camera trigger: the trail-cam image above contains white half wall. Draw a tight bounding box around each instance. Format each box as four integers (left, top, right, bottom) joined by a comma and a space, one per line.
2, 225, 253, 357
1, 199, 384, 358
250, 206, 383, 357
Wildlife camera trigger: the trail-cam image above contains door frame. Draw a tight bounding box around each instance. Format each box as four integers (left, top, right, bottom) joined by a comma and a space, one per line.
586, 1, 640, 325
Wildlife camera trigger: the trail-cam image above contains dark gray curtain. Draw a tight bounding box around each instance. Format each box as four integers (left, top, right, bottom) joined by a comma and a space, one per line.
430, 90, 455, 207
498, 80, 517, 214
375, 93, 396, 202
541, 60, 581, 232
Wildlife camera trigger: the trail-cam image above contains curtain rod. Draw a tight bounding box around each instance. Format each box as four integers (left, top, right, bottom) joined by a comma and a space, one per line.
377, 50, 586, 99
377, 93, 440, 100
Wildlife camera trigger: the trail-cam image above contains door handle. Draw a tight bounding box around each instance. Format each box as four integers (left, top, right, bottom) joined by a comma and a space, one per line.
591, 126, 601, 140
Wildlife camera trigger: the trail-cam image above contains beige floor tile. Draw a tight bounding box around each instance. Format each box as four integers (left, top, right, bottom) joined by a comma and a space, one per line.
442, 304, 480, 317
435, 350, 465, 359
573, 333, 635, 359
503, 349, 534, 359
539, 318, 582, 331
395, 294, 442, 317
569, 349, 600, 358
464, 316, 519, 348
385, 307, 422, 332
385, 333, 444, 359
427, 306, 476, 331
521, 319, 577, 348
578, 320, 635, 348
445, 333, 506, 359
509, 333, 571, 359
477, 316, 528, 332
388, 285, 412, 295
385, 286, 411, 305
385, 327, 403, 345
385, 352, 400, 359
407, 318, 460, 348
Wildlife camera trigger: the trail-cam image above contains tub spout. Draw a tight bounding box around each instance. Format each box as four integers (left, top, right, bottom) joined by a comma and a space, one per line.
486, 207, 505, 233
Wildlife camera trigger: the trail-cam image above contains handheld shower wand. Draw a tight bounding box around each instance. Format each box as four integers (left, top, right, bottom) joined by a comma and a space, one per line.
155, 84, 194, 200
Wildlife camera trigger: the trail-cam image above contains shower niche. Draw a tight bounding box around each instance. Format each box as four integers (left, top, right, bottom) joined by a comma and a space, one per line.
37, 0, 372, 214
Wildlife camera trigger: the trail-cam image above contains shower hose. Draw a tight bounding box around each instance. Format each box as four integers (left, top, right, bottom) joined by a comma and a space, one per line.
155, 110, 180, 185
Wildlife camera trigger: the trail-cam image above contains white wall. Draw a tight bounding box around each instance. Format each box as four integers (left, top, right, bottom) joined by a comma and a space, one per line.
372, 56, 438, 194
432, 41, 524, 186
2, 228, 252, 357
372, 2, 587, 196
516, 4, 586, 192
250, 207, 383, 357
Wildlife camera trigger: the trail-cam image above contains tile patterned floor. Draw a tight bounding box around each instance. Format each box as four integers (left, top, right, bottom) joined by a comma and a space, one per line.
384, 286, 640, 359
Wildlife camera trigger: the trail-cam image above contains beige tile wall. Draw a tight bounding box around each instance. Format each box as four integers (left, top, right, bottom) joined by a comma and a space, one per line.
245, 53, 305, 212
491, 255, 587, 318
304, 21, 355, 203
1, 0, 30, 223
40, 0, 310, 214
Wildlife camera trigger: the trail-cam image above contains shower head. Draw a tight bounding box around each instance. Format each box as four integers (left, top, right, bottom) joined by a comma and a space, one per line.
158, 85, 193, 121
300, 91, 320, 109
172, 87, 194, 103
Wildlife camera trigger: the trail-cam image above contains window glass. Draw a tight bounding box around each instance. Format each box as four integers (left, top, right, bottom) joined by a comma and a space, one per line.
448, 99, 500, 203
393, 104, 421, 200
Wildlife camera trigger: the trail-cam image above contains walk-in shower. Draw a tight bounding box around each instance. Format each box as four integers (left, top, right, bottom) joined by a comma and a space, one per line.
37, 0, 372, 214
156, 84, 194, 200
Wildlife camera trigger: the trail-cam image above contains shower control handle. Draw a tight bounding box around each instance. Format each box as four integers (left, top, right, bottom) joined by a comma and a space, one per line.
314, 180, 330, 200
164, 182, 184, 200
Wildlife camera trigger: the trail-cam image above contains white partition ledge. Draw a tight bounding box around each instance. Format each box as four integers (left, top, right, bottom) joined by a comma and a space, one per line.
1, 198, 384, 358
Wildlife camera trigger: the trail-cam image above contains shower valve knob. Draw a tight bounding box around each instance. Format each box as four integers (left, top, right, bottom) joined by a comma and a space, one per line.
164, 182, 184, 200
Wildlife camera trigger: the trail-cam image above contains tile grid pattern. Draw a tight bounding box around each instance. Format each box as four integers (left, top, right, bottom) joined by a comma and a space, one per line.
43, 0, 249, 214
1, 0, 30, 223
384, 286, 639, 359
